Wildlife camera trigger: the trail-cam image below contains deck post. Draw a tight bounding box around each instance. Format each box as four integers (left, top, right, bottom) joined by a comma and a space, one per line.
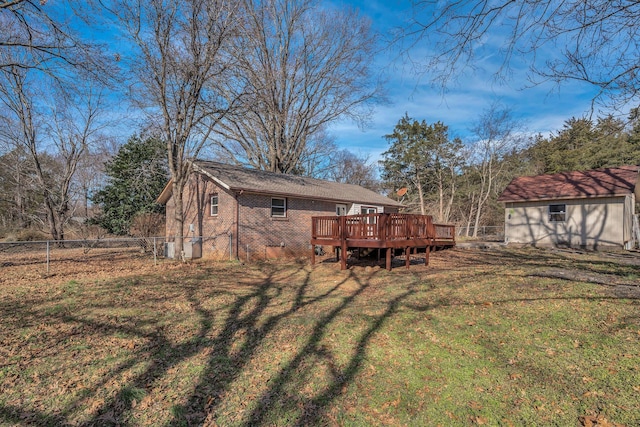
340, 215, 347, 270
341, 242, 347, 270
311, 245, 316, 265
386, 247, 392, 270
405, 246, 410, 269
425, 243, 431, 266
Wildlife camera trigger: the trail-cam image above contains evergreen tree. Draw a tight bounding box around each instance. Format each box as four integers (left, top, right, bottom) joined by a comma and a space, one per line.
529, 115, 640, 173
380, 114, 462, 219
92, 135, 168, 235
618, 111, 640, 166
543, 117, 597, 173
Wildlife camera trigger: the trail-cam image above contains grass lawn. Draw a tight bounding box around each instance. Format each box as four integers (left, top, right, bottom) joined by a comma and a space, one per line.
0, 247, 639, 426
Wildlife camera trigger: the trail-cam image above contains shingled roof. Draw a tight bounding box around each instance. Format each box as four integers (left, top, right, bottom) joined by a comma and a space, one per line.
158, 160, 403, 207
497, 166, 640, 203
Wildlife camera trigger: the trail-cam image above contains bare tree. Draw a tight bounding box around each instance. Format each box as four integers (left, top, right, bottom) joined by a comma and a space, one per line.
289, 128, 338, 177
468, 104, 522, 237
405, 0, 640, 109
0, 60, 105, 241
0, 143, 39, 230
1, 0, 110, 79
101, 0, 242, 256
214, 0, 381, 173
46, 87, 106, 241
328, 150, 379, 191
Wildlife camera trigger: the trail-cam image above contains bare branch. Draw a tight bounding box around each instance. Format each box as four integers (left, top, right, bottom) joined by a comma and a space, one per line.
404, 0, 640, 109
103, 0, 242, 254
214, 0, 382, 173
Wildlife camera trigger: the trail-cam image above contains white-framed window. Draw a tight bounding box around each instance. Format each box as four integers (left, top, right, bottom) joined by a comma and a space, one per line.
336, 204, 347, 216
210, 193, 219, 216
271, 197, 287, 217
361, 206, 377, 229
548, 204, 566, 222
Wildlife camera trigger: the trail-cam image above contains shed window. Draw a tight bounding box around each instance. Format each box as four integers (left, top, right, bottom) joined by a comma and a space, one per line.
548, 204, 566, 222
271, 197, 287, 217
210, 193, 219, 216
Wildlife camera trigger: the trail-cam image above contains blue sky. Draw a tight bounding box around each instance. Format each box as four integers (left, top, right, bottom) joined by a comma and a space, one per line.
48, 0, 606, 162
329, 0, 605, 161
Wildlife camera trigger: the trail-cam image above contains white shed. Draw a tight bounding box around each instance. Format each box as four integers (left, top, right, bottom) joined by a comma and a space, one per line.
498, 166, 640, 249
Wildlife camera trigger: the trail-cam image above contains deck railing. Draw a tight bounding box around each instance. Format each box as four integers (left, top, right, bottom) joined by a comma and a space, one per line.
311, 213, 454, 243
435, 223, 455, 240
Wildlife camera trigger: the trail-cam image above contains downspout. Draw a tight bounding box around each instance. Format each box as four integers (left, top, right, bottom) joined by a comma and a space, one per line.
234, 190, 241, 260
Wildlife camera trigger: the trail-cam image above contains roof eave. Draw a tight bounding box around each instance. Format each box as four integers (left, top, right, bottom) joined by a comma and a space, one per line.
156, 180, 174, 205
230, 188, 403, 207
191, 162, 232, 191
499, 192, 631, 204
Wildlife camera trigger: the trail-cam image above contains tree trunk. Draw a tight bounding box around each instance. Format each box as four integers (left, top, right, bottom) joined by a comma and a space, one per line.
473, 157, 495, 238
472, 198, 482, 238
444, 169, 456, 224
415, 172, 426, 215
172, 180, 185, 259
465, 193, 476, 237
43, 195, 61, 243
437, 179, 444, 222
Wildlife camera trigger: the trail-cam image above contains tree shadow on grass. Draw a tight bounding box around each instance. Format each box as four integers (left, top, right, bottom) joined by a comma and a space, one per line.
241, 280, 415, 426
168, 265, 417, 426
78, 263, 329, 426
1, 263, 297, 426
0, 261, 405, 426
1, 249, 638, 426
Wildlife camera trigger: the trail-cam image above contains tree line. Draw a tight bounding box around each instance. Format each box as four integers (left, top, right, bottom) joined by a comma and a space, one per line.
380, 107, 640, 236
2, 0, 640, 245
0, 0, 379, 247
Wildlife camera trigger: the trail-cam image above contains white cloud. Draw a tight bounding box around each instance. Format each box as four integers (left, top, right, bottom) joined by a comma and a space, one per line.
330, 1, 606, 161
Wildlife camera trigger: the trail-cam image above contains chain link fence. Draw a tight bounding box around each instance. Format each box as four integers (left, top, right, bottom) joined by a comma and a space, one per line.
456, 225, 504, 241
0, 237, 170, 275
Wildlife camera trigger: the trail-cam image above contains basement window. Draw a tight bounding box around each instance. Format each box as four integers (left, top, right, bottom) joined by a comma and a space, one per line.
271, 197, 287, 218
548, 204, 566, 222
210, 193, 219, 216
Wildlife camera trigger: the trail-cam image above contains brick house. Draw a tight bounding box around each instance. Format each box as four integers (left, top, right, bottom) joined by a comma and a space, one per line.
157, 160, 403, 260
498, 166, 640, 249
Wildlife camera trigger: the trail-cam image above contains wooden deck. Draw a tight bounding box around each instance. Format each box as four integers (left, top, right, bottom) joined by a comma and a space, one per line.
311, 213, 455, 270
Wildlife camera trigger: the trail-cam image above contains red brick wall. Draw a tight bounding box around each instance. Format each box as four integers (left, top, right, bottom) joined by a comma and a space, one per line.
237, 193, 336, 260
164, 174, 340, 260
164, 175, 237, 260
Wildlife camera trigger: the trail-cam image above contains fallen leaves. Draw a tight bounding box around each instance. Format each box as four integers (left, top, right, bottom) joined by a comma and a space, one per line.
1, 246, 640, 426
579, 413, 625, 427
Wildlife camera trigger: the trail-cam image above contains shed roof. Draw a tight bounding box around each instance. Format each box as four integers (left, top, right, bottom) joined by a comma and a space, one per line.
158, 160, 403, 207
497, 166, 640, 203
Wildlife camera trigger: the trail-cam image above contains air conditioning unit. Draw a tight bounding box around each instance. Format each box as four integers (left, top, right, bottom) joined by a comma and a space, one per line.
164, 242, 175, 259
163, 240, 202, 259
183, 238, 202, 259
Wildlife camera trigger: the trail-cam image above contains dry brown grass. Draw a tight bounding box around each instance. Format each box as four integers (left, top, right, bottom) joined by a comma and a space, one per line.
1, 246, 639, 426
